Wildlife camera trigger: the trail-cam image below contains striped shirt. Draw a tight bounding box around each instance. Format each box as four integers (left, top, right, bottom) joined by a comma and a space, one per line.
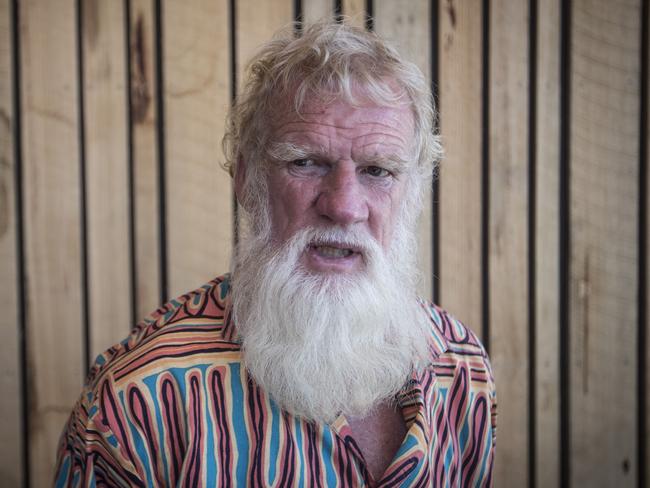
55, 275, 496, 487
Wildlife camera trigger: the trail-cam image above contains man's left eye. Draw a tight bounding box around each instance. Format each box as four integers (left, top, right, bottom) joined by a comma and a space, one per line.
291, 158, 314, 167
363, 166, 391, 178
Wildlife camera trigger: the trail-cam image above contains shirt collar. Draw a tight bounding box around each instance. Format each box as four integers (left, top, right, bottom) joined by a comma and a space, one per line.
418, 298, 450, 360
220, 276, 238, 343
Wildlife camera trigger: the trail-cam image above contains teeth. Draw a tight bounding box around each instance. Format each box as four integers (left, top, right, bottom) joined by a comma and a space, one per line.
315, 245, 353, 258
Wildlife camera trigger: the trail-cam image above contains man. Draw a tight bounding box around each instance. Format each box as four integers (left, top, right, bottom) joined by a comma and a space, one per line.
56, 21, 496, 487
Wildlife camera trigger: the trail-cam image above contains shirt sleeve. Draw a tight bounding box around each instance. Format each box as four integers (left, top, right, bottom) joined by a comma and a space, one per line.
54, 375, 143, 488
485, 354, 497, 487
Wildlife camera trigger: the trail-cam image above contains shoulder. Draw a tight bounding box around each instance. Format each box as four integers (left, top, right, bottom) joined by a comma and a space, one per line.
56, 275, 239, 483
425, 303, 487, 355
85, 274, 237, 390
420, 303, 498, 479
421, 301, 495, 394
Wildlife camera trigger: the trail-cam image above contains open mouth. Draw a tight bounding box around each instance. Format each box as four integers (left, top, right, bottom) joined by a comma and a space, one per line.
311, 244, 355, 258
304, 238, 366, 272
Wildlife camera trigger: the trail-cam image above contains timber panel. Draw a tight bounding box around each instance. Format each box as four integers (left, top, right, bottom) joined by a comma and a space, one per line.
569, 1, 640, 486
342, 0, 366, 26
535, 0, 561, 486
130, 0, 161, 321
235, 0, 293, 90
81, 0, 131, 359
19, 0, 84, 485
0, 2, 645, 486
302, 0, 334, 23
0, 0, 22, 485
437, 0, 483, 336
488, 0, 530, 485
164, 0, 233, 299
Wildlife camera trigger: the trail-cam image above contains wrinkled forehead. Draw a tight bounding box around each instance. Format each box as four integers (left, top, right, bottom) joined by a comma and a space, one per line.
266, 97, 417, 165
269, 84, 416, 135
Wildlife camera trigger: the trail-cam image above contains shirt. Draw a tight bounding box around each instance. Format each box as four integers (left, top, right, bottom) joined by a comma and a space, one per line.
55, 275, 497, 487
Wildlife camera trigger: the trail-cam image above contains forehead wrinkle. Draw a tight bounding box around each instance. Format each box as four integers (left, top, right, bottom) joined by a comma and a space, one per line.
271, 124, 343, 149
270, 130, 413, 168
352, 129, 409, 145
275, 115, 408, 134
353, 137, 413, 166
270, 105, 416, 165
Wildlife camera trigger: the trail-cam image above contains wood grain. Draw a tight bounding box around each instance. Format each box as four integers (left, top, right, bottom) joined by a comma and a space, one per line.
1, 3, 647, 485
488, 0, 529, 485
164, 0, 233, 298
0, 1, 22, 486
234, 0, 293, 242
236, 0, 293, 89
535, 0, 561, 485
130, 0, 161, 320
374, 0, 432, 301
82, 0, 131, 359
570, 1, 641, 486
20, 0, 84, 484
341, 0, 365, 27
302, 0, 334, 24
437, 0, 483, 335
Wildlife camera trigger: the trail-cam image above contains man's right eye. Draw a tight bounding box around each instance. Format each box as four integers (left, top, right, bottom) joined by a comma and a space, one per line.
291, 158, 314, 167
287, 158, 328, 177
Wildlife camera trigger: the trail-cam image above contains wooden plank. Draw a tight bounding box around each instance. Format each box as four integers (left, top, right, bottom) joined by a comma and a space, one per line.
341, 0, 365, 27
0, 1, 22, 486
437, 0, 483, 334
236, 0, 293, 88
488, 0, 529, 485
570, 1, 641, 486
19, 0, 84, 485
374, 0, 432, 301
234, 0, 293, 246
164, 0, 234, 298
302, 0, 334, 24
82, 0, 130, 359
535, 0, 561, 486
130, 0, 161, 320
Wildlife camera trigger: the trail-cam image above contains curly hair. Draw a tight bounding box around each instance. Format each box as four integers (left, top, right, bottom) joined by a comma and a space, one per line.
223, 19, 442, 222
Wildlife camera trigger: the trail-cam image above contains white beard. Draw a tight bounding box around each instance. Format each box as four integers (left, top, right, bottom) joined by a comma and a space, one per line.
231, 223, 431, 424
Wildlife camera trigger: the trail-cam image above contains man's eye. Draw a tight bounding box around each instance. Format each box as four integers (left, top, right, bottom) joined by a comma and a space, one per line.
288, 158, 327, 177
291, 158, 314, 167
363, 166, 391, 178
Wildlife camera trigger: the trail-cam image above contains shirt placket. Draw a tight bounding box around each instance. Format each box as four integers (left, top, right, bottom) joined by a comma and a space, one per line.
329, 415, 375, 486
374, 370, 435, 487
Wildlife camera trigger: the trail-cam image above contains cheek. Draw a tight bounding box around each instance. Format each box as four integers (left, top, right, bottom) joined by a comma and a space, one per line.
371, 187, 407, 242
268, 182, 316, 233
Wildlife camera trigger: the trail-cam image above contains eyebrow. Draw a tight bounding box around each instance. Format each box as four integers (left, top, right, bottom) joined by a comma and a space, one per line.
266, 141, 321, 163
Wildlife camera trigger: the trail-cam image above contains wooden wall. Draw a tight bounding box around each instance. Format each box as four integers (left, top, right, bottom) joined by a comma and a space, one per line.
0, 0, 647, 486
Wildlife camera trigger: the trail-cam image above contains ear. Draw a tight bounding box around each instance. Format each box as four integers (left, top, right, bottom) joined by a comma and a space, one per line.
234, 155, 247, 207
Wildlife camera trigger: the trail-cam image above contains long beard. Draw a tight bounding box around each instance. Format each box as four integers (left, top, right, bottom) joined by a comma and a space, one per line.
231, 223, 431, 424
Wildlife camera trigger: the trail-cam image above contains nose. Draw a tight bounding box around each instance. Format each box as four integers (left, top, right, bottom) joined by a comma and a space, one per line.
315, 163, 369, 225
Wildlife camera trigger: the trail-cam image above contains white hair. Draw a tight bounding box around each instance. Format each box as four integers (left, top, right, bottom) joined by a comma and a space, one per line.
223, 19, 442, 225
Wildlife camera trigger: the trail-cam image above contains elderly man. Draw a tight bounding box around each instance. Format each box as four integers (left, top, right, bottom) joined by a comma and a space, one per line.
56, 21, 496, 487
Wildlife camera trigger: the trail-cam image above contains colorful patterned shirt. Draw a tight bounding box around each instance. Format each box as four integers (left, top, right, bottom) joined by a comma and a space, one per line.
55, 275, 497, 487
